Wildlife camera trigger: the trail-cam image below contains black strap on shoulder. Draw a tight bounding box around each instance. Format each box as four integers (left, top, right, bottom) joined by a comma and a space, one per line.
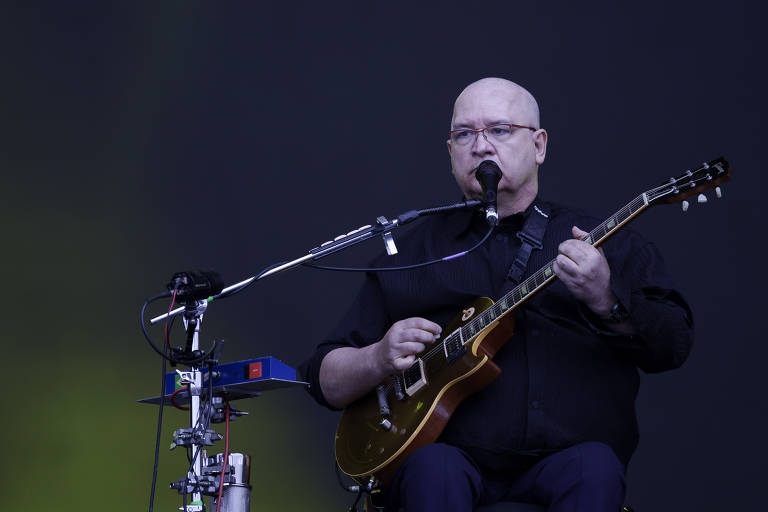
507, 203, 550, 283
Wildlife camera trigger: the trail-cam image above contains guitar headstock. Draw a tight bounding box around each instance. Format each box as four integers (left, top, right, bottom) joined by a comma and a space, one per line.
645, 157, 732, 207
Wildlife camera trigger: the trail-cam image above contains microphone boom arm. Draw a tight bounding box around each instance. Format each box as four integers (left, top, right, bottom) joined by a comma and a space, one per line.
149, 198, 482, 325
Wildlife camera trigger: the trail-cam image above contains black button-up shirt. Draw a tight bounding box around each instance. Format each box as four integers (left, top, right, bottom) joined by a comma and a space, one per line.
300, 200, 693, 472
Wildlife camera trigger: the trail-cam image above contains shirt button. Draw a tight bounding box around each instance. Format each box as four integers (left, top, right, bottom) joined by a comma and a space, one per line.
494, 234, 506, 241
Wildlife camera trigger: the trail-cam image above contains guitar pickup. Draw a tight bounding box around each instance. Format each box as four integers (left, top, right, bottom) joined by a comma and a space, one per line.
402, 358, 427, 396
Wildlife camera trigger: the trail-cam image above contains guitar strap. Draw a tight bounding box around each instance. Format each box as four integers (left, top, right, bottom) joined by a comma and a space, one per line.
507, 202, 550, 283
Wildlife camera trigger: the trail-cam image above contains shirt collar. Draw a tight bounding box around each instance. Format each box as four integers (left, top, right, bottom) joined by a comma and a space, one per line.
452, 196, 544, 239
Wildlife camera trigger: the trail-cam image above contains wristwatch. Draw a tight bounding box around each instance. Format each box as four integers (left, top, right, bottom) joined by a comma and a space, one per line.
601, 301, 629, 324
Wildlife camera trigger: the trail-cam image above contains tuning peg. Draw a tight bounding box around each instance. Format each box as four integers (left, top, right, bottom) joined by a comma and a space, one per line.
682, 200, 689, 212
715, 186, 722, 198
697, 193, 708, 203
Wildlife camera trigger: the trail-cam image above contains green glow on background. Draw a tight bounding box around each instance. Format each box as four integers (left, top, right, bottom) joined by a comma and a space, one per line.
0, 4, 347, 510
2, 2, 763, 511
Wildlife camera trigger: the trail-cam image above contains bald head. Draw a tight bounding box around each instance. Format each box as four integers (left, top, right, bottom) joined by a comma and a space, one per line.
451, 78, 540, 129
447, 77, 548, 218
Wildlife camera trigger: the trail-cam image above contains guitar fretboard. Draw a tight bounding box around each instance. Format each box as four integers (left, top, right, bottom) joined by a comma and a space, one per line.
420, 194, 650, 368
466, 194, 648, 337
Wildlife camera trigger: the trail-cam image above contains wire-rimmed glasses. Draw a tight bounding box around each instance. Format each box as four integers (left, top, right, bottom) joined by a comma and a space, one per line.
448, 123, 536, 146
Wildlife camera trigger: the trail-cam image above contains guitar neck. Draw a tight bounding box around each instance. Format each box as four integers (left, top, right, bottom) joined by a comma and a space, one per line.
437, 157, 730, 355
458, 194, 650, 343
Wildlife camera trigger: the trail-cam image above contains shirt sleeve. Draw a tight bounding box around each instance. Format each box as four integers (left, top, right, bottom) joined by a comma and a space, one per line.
600, 238, 694, 373
298, 271, 392, 409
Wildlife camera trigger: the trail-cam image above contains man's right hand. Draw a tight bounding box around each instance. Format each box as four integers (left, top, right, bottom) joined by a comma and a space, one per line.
319, 317, 442, 409
374, 317, 442, 374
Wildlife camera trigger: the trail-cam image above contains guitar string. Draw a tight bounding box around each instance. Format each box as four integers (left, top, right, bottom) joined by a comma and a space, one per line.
416, 194, 647, 368
392, 193, 646, 398
456, 162, 722, 343
426, 164, 724, 366
452, 195, 647, 335
416, 172, 704, 364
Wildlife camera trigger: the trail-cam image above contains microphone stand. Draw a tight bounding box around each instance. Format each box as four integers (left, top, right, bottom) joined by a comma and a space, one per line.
149, 198, 482, 325
146, 197, 483, 512
182, 300, 206, 510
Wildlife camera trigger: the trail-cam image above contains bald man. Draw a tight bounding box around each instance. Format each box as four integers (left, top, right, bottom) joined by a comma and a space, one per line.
301, 78, 693, 511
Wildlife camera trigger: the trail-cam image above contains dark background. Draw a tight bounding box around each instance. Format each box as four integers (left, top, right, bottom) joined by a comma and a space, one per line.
1, 2, 764, 510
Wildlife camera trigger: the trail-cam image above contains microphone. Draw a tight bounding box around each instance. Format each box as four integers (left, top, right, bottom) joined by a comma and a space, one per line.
167, 270, 224, 303
476, 160, 502, 226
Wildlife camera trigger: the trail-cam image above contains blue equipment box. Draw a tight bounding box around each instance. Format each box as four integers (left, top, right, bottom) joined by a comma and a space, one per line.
137, 356, 307, 405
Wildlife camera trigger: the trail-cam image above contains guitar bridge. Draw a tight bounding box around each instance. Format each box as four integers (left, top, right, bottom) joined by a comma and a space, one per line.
402, 358, 427, 396
443, 329, 466, 365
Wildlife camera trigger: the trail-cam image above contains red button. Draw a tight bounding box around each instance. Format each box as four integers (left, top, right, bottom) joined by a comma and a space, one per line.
247, 362, 262, 379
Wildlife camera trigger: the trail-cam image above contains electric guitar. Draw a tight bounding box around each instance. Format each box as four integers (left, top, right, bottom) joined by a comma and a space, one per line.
335, 157, 732, 484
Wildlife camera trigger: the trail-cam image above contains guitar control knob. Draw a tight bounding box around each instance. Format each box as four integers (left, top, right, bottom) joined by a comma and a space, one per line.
379, 418, 393, 431
716, 186, 722, 198
697, 193, 708, 203
682, 200, 689, 212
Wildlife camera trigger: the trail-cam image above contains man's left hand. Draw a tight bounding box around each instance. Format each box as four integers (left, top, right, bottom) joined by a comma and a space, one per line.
553, 226, 616, 316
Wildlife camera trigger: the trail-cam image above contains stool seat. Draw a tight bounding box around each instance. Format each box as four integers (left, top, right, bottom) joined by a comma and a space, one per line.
475, 503, 545, 512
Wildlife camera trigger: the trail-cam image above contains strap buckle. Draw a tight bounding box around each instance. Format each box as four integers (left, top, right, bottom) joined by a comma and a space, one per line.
515, 230, 543, 250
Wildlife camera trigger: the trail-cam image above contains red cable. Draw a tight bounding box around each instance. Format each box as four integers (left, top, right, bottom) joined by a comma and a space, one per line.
215, 402, 230, 512
166, 289, 191, 410
169, 385, 190, 411
165, 287, 178, 348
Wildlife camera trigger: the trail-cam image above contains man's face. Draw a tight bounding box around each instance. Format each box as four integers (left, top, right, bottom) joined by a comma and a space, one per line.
447, 84, 547, 208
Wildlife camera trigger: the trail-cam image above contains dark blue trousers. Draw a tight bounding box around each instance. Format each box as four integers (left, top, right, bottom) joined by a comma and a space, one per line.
385, 442, 625, 512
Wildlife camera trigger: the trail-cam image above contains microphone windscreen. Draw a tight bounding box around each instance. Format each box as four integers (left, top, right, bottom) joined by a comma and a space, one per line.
476, 160, 502, 202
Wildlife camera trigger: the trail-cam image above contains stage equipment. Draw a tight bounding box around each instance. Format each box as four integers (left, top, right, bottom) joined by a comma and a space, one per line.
147, 198, 486, 327
139, 354, 305, 512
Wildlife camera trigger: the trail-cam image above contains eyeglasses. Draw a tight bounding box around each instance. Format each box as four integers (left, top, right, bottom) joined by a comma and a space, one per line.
448, 123, 537, 146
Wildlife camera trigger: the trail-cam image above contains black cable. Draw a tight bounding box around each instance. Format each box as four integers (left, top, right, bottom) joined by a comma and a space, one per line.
182, 417, 204, 507
334, 457, 361, 495
303, 221, 496, 273
335, 446, 367, 512
335, 460, 351, 491
140, 295, 218, 365
148, 287, 178, 512
148, 345, 167, 512
167, 208, 489, 307
179, 385, 213, 506
181, 358, 218, 505
348, 488, 363, 512
213, 260, 290, 301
